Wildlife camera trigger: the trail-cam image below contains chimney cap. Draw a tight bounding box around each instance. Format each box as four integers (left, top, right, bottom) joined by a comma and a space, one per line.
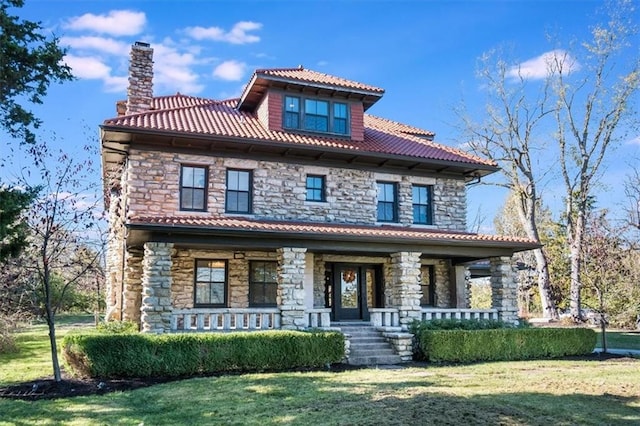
134, 41, 151, 48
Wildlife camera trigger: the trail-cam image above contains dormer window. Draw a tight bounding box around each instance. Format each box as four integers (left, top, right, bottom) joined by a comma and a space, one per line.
283, 95, 349, 136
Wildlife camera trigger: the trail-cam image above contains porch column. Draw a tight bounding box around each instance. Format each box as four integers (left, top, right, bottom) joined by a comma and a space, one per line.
490, 256, 519, 324
122, 248, 143, 325
277, 247, 308, 330
390, 252, 422, 330
140, 242, 174, 333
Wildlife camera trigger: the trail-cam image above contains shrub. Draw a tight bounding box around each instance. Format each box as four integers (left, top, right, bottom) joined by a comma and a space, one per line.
96, 321, 139, 334
62, 330, 344, 378
409, 318, 524, 333
414, 327, 596, 363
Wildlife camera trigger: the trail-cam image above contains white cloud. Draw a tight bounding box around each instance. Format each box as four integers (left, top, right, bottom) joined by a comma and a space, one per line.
60, 36, 129, 56
153, 44, 204, 94
627, 135, 640, 145
213, 60, 246, 81
64, 10, 146, 36
508, 49, 581, 80
64, 54, 111, 79
185, 21, 262, 44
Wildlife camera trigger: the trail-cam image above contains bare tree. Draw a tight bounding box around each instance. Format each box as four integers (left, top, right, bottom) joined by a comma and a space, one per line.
459, 49, 558, 319
551, 0, 640, 321
16, 139, 105, 382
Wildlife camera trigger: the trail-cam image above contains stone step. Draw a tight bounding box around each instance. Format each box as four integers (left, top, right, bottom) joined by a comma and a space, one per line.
336, 323, 403, 366
348, 354, 403, 366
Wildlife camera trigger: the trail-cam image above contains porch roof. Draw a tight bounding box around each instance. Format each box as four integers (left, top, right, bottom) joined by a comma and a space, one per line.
126, 215, 540, 261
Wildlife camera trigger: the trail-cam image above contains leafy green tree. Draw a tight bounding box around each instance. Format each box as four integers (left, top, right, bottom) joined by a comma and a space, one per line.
0, 0, 73, 145
0, 187, 38, 260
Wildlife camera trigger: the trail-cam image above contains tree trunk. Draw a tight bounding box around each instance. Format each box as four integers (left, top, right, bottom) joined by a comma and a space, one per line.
569, 213, 584, 322
46, 305, 62, 382
533, 248, 558, 319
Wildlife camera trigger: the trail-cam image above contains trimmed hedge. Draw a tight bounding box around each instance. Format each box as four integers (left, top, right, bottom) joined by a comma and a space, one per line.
415, 327, 596, 363
62, 330, 344, 378
409, 318, 524, 332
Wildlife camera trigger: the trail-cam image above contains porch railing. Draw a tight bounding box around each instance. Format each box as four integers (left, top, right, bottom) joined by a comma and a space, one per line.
420, 308, 499, 321
307, 308, 332, 329
171, 308, 281, 332
369, 308, 401, 328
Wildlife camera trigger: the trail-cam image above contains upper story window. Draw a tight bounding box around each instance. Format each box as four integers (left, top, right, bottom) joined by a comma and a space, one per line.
180, 165, 207, 211
412, 185, 433, 225
249, 261, 278, 307
194, 259, 227, 307
283, 95, 349, 136
226, 169, 252, 213
376, 181, 397, 222
306, 175, 325, 202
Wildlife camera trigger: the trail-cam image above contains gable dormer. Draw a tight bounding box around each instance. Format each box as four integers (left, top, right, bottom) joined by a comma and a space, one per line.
237, 67, 384, 142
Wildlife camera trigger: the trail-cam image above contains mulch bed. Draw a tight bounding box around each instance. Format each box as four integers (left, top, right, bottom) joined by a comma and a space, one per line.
0, 353, 632, 401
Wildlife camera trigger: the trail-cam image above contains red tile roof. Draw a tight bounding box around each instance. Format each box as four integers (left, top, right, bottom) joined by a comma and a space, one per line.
103, 94, 495, 167
249, 67, 385, 94
128, 215, 537, 247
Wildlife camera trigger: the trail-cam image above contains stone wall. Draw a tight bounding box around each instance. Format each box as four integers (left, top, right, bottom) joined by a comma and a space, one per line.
171, 249, 277, 308
104, 188, 124, 321
124, 150, 467, 230
122, 248, 143, 324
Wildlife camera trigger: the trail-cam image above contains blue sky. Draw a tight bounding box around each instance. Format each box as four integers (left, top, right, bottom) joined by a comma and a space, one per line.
6, 0, 640, 232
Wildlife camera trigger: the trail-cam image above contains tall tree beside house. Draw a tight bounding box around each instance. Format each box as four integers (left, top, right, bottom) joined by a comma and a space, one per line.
624, 161, 640, 237
459, 48, 559, 319
14, 140, 105, 382
494, 192, 559, 316
0, 187, 38, 261
0, 0, 73, 145
550, 0, 640, 321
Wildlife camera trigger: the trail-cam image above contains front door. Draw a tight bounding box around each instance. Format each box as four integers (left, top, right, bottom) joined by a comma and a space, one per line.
332, 264, 382, 321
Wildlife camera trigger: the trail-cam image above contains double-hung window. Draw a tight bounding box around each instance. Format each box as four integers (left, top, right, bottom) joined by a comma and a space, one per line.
377, 182, 397, 222
194, 260, 227, 306
226, 169, 252, 213
283, 95, 349, 135
306, 175, 325, 202
180, 165, 207, 211
249, 261, 278, 307
412, 185, 433, 225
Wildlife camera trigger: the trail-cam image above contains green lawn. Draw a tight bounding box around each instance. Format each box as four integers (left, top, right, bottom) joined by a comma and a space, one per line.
596, 330, 640, 350
1, 318, 639, 425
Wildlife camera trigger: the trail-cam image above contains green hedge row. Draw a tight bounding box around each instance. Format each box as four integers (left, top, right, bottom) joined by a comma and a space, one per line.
62, 330, 344, 378
415, 327, 596, 363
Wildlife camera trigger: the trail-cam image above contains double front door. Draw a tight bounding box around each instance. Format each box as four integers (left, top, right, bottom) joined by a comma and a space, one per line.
331, 264, 383, 321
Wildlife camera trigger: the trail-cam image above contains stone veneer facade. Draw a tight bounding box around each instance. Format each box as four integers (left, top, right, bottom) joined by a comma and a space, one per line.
123, 150, 467, 230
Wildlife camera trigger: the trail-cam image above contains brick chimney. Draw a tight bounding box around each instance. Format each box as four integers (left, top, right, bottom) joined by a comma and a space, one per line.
126, 41, 154, 115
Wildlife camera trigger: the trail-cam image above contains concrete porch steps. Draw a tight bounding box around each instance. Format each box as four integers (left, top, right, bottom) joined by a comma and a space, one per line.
334, 322, 403, 366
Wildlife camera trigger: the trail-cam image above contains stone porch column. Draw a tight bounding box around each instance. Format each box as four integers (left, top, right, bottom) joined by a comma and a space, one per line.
105, 188, 123, 321
390, 252, 422, 330
277, 247, 307, 330
122, 248, 143, 325
140, 242, 174, 333
490, 256, 519, 324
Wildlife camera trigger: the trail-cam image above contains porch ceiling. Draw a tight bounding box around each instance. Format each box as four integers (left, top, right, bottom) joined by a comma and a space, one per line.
126, 216, 539, 261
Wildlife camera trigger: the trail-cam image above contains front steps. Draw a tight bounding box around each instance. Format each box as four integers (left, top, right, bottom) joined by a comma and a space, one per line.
335, 322, 403, 366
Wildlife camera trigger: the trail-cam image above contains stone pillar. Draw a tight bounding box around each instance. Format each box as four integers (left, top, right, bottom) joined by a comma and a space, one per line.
140, 242, 173, 333
122, 248, 143, 325
390, 252, 422, 330
490, 256, 519, 324
277, 247, 307, 330
434, 260, 451, 308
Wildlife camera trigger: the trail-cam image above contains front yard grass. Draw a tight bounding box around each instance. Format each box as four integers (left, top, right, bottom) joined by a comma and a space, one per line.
596, 330, 640, 350
1, 359, 639, 425
1, 318, 639, 425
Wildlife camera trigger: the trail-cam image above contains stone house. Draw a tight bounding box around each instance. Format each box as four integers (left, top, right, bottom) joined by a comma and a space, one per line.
101, 42, 537, 364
